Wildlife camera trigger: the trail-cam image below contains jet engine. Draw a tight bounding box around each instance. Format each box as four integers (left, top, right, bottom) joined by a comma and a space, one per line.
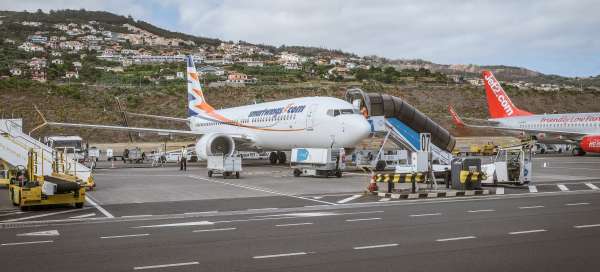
580, 135, 600, 153
195, 133, 235, 160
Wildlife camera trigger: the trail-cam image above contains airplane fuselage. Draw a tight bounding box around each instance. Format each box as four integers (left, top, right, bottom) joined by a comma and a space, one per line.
189, 96, 371, 150
491, 112, 600, 142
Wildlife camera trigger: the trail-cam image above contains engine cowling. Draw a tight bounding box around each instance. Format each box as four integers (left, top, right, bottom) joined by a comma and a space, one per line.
580, 135, 600, 153
195, 133, 235, 160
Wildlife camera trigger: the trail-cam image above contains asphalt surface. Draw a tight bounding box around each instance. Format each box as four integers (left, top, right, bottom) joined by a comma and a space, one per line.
0, 154, 599, 271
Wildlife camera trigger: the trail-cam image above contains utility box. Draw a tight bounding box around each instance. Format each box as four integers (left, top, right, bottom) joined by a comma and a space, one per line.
207, 155, 242, 178
451, 157, 482, 190
291, 148, 345, 177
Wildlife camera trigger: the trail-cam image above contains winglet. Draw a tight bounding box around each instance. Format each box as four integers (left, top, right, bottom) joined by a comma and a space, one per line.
448, 104, 465, 127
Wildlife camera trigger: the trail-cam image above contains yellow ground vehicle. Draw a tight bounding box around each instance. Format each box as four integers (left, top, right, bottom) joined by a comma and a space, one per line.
0, 160, 11, 187
469, 143, 498, 156
9, 150, 85, 210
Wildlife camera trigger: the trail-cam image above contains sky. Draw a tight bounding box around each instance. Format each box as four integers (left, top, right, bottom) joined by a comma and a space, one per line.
2, 0, 599, 77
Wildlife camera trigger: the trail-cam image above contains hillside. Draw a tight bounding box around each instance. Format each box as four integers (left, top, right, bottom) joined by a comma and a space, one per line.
0, 9, 599, 143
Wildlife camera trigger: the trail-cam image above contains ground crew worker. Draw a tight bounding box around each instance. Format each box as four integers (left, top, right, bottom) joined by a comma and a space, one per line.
360, 106, 368, 118
180, 146, 187, 171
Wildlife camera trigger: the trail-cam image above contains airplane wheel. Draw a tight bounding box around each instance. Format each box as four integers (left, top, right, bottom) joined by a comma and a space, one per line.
269, 152, 278, 164
208, 170, 213, 177
375, 161, 386, 171
277, 151, 287, 164
335, 170, 342, 178
293, 169, 301, 177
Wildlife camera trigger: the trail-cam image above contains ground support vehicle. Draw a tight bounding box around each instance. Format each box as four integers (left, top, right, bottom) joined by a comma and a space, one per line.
207, 155, 242, 178
291, 148, 345, 178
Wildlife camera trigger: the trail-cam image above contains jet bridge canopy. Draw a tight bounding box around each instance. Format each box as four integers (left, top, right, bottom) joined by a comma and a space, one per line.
346, 88, 456, 152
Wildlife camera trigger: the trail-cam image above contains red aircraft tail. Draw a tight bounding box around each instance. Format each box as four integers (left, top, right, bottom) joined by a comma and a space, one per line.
482, 70, 532, 119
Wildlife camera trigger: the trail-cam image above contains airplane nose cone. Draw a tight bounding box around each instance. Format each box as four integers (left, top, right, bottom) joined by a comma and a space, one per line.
348, 117, 371, 145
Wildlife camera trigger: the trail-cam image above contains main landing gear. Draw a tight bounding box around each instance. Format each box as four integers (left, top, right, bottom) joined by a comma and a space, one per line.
269, 151, 287, 165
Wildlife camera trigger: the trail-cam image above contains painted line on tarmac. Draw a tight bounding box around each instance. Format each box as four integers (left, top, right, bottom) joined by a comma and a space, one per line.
410, 213, 442, 217
193, 227, 236, 233
1, 208, 90, 222
544, 166, 600, 171
585, 183, 599, 190
337, 194, 363, 204
1, 240, 53, 246
509, 229, 547, 235
136, 221, 214, 228
0, 211, 27, 217
253, 252, 308, 259
184, 211, 218, 215
574, 224, 600, 229
519, 205, 544, 209
121, 215, 153, 218
134, 262, 199, 270
436, 236, 476, 242
85, 195, 114, 218
247, 208, 278, 212
100, 233, 149, 239
69, 213, 96, 219
528, 186, 538, 193
188, 175, 336, 205
275, 222, 313, 227
565, 202, 590, 206
495, 187, 504, 195
345, 217, 381, 222
557, 184, 570, 191
467, 209, 495, 213
353, 243, 398, 250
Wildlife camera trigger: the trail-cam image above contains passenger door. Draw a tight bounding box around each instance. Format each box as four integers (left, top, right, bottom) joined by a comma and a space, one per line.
305, 104, 317, 131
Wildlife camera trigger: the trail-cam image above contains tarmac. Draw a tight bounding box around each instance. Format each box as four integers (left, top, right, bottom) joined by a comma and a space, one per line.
1, 153, 600, 271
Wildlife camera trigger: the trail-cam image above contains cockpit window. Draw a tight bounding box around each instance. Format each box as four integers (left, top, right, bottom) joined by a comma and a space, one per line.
327, 109, 359, 117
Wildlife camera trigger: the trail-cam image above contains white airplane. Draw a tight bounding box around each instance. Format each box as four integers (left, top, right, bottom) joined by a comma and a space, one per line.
449, 70, 600, 156
44, 56, 371, 163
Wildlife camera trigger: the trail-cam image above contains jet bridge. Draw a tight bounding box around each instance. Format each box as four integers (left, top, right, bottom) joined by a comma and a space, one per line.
346, 88, 454, 165
0, 119, 92, 183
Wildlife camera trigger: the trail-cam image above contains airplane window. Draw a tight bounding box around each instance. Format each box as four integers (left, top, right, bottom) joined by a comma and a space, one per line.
340, 109, 354, 114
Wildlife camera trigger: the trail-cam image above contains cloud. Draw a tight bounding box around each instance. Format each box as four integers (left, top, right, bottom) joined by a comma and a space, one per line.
2, 0, 599, 76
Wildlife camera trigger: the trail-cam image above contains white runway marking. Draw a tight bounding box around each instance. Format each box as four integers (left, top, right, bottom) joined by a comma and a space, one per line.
1, 240, 53, 246
585, 183, 599, 190
509, 229, 547, 235
436, 236, 476, 242
495, 187, 504, 195
379, 198, 391, 202
353, 243, 398, 250
69, 213, 96, 219
253, 252, 307, 259
574, 224, 600, 229
17, 230, 59, 237
184, 211, 218, 215
519, 205, 544, 209
188, 175, 336, 205
121, 215, 152, 218
528, 186, 538, 193
410, 213, 441, 217
247, 208, 278, 212
193, 227, 236, 233
0, 211, 26, 217
337, 194, 363, 204
134, 262, 199, 270
86, 196, 114, 218
1, 208, 89, 222
136, 221, 213, 228
275, 222, 313, 227
557, 184, 569, 191
345, 217, 381, 222
467, 209, 495, 213
100, 233, 149, 239
566, 202, 590, 206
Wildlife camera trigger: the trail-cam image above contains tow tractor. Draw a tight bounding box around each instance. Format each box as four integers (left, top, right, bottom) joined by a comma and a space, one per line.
482, 142, 534, 185
8, 149, 86, 210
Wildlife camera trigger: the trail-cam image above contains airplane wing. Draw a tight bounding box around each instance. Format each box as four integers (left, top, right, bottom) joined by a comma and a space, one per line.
46, 121, 202, 136
125, 112, 189, 123
447, 105, 586, 139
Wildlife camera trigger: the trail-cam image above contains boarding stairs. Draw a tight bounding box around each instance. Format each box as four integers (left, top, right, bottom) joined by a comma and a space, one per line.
384, 117, 453, 165
0, 119, 92, 183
